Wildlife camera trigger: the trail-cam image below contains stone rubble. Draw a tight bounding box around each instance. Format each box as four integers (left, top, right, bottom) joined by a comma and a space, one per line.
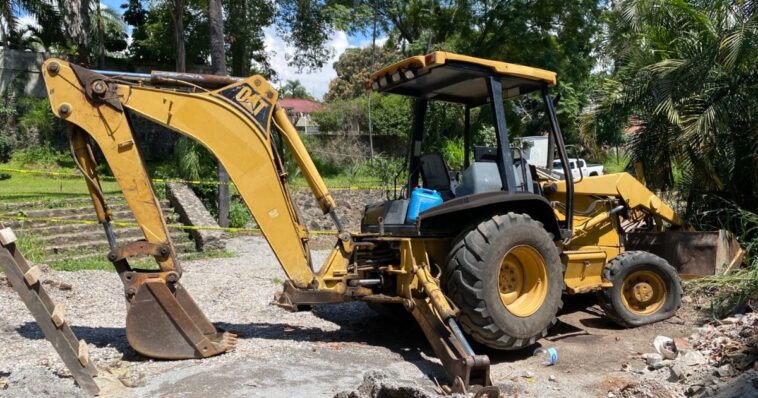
632, 312, 758, 397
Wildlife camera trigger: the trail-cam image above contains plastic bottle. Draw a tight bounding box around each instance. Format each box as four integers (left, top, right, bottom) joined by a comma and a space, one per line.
533, 347, 558, 366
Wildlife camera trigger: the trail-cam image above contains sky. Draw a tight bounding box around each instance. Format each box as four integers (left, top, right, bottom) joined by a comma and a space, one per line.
73, 0, 384, 99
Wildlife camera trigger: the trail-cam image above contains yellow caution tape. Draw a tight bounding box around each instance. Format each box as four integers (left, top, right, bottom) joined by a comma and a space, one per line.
0, 167, 389, 190
0, 215, 339, 236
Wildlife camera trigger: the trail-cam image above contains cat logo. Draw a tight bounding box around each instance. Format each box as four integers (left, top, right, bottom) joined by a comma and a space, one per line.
234, 85, 269, 117
216, 82, 273, 132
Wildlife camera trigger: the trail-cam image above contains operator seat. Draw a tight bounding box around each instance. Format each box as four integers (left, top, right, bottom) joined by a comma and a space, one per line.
419, 153, 457, 200
455, 146, 538, 195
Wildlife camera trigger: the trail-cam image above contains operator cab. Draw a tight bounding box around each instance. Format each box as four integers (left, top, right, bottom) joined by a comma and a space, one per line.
361, 52, 574, 238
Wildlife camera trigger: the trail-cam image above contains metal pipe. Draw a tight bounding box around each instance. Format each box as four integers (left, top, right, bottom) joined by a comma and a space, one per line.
486, 76, 518, 193
91, 69, 243, 89
347, 278, 383, 287
448, 318, 475, 356
542, 85, 573, 232
92, 69, 150, 79
463, 105, 471, 169
103, 220, 117, 249
329, 210, 345, 233
150, 70, 242, 88
407, 99, 428, 193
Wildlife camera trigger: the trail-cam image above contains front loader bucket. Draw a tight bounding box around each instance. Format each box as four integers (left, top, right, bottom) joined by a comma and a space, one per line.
627, 230, 744, 279
125, 280, 236, 359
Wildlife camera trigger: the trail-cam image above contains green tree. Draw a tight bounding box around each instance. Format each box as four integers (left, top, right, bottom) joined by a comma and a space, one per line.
124, 0, 210, 67
279, 80, 314, 99
325, 44, 402, 101
226, 0, 274, 76
592, 0, 757, 212
301, 0, 605, 140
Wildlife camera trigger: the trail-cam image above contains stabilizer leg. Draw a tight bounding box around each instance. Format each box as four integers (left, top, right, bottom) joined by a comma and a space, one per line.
409, 298, 492, 393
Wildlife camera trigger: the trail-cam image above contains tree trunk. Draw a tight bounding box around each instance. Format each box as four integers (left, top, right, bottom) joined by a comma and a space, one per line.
96, 1, 104, 68
173, 0, 186, 72
208, 0, 229, 227
229, 0, 249, 76
62, 0, 92, 65
208, 0, 226, 75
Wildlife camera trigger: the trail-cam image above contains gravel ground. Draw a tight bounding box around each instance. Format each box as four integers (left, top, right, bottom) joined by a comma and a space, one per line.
0, 237, 437, 398
1, 236, 756, 398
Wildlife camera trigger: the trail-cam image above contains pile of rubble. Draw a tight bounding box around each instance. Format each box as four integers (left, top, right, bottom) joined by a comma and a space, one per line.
690, 314, 758, 372
636, 312, 758, 397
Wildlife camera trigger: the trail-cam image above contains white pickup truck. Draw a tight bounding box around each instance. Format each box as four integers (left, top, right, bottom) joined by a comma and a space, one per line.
516, 136, 604, 180
551, 158, 604, 179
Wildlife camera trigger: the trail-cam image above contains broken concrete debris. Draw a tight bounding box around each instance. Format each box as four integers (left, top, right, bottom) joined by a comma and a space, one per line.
333, 370, 436, 398
638, 312, 758, 397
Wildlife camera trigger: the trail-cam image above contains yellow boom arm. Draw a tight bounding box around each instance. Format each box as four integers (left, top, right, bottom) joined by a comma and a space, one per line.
42, 59, 335, 288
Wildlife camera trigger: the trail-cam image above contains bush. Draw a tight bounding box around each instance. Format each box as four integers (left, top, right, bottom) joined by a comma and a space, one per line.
365, 154, 406, 199
17, 96, 58, 141
441, 137, 465, 170
11, 143, 70, 168
311, 94, 412, 137
173, 137, 219, 212
228, 199, 252, 228
0, 134, 12, 163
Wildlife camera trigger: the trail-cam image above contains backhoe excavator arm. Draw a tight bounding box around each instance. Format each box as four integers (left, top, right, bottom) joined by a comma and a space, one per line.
42, 59, 338, 288
40, 59, 494, 393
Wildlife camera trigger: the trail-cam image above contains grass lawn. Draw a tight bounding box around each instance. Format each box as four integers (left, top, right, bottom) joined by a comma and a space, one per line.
46, 250, 236, 272
289, 175, 384, 190
0, 170, 123, 204
0, 162, 384, 206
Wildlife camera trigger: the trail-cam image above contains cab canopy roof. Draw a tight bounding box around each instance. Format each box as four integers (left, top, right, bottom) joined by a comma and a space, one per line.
369, 52, 556, 106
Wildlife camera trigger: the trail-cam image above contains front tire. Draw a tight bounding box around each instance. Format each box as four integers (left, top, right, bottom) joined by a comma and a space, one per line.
597, 251, 682, 327
445, 213, 563, 350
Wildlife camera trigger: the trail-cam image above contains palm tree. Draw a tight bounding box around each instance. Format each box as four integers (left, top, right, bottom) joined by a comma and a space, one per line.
0, 0, 55, 48
280, 80, 313, 99
592, 0, 757, 212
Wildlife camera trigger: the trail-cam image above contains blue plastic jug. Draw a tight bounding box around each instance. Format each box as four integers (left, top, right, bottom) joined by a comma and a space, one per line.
406, 188, 444, 223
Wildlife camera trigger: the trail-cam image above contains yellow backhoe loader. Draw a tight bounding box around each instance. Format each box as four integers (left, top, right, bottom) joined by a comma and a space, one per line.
3, 52, 742, 394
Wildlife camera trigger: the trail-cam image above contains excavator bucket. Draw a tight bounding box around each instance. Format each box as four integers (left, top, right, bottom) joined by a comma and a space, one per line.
627, 230, 745, 279
125, 279, 237, 359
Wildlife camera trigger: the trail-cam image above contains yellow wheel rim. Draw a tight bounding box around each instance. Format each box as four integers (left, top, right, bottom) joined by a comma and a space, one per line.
620, 270, 666, 315
498, 245, 548, 317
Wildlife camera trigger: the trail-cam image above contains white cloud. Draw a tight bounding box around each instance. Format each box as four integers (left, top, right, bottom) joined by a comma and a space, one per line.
355, 36, 388, 49
263, 28, 389, 100
264, 27, 349, 100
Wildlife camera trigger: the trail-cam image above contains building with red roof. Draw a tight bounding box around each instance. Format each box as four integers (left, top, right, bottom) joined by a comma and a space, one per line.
279, 99, 323, 134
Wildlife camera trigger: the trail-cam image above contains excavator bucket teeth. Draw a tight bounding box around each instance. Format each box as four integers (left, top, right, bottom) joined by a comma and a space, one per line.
125, 280, 236, 359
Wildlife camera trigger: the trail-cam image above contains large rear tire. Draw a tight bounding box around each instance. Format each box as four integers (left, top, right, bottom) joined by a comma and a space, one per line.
445, 213, 563, 350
